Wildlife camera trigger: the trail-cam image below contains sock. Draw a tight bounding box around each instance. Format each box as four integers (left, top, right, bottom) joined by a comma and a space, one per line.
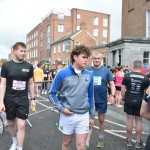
86, 141, 89, 147
12, 137, 17, 144
16, 146, 23, 150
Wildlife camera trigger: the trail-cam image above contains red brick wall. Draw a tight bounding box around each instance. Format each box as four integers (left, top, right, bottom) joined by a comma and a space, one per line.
122, 0, 150, 38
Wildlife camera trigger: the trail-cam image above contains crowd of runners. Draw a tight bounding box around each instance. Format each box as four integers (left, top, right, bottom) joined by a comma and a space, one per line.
0, 42, 150, 150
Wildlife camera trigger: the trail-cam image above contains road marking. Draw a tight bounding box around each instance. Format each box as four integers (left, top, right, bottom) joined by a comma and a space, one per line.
34, 97, 147, 146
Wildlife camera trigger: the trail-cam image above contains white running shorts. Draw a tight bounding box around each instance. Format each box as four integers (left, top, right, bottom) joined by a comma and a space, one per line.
59, 112, 89, 135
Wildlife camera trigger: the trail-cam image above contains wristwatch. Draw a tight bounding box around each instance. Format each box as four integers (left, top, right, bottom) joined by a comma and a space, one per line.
31, 98, 35, 100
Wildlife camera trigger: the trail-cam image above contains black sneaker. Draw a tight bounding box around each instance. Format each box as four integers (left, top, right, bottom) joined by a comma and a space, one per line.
125, 138, 132, 147
135, 140, 143, 149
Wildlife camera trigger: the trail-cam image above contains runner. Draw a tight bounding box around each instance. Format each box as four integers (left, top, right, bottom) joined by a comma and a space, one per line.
0, 42, 36, 150
48, 45, 95, 150
121, 60, 149, 149
86, 51, 115, 149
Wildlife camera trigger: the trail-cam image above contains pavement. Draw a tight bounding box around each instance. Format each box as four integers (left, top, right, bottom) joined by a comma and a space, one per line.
1, 94, 149, 150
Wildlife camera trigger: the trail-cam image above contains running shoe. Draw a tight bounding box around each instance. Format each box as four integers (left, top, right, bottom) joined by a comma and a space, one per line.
9, 143, 17, 150
124, 138, 132, 147
97, 138, 104, 148
135, 140, 143, 149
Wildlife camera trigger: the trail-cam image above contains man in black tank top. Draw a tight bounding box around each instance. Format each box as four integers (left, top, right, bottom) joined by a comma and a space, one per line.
121, 60, 149, 149
0, 42, 36, 150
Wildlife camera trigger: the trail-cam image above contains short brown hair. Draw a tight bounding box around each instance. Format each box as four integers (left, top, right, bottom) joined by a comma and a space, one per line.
133, 60, 142, 69
70, 45, 91, 63
13, 42, 26, 50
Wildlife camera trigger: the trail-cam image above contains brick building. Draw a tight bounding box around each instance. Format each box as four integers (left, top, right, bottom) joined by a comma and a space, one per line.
108, 0, 150, 67
122, 0, 150, 38
51, 22, 97, 65
26, 8, 110, 64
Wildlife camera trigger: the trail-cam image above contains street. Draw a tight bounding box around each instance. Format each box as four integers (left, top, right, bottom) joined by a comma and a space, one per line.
1, 95, 149, 150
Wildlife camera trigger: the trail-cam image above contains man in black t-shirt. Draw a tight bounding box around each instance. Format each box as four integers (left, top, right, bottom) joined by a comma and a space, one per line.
121, 60, 149, 149
0, 42, 36, 150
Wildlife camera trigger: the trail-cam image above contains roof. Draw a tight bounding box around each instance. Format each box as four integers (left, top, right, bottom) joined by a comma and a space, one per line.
107, 36, 150, 47
51, 31, 80, 45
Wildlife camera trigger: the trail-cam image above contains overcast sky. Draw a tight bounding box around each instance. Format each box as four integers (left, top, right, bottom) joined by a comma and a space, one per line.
0, 0, 122, 59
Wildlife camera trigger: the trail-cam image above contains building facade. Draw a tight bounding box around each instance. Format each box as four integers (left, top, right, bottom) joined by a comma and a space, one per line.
26, 8, 110, 64
122, 0, 150, 38
108, 0, 150, 67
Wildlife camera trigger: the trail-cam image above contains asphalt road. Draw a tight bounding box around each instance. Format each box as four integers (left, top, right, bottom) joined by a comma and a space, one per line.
1, 95, 149, 150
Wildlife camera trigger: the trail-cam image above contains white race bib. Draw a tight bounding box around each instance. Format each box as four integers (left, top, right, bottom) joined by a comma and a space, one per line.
12, 80, 26, 90
94, 76, 101, 85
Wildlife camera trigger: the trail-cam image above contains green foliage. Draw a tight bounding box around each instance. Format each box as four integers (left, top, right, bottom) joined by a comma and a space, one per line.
0, 58, 8, 63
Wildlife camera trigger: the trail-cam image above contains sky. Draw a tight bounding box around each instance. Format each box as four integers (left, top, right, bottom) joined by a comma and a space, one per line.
0, 0, 122, 59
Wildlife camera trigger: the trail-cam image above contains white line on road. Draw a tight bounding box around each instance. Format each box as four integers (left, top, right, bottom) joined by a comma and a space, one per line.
34, 98, 146, 146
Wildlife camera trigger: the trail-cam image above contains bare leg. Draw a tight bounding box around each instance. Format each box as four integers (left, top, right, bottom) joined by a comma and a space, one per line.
135, 116, 142, 142
98, 113, 105, 137
17, 118, 26, 147
76, 133, 88, 150
126, 114, 134, 140
62, 134, 73, 150
8, 119, 17, 138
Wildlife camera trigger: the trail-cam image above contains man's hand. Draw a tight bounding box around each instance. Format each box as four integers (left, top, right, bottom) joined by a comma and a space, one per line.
109, 95, 115, 105
31, 100, 36, 111
89, 118, 94, 127
0, 103, 5, 112
63, 108, 73, 115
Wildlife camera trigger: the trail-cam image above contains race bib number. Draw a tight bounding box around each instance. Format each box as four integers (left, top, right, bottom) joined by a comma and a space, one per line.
94, 76, 101, 85
12, 80, 26, 90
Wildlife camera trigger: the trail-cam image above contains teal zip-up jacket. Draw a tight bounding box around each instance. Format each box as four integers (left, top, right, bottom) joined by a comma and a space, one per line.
48, 64, 95, 119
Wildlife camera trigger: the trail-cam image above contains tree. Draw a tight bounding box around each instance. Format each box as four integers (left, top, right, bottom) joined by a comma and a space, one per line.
0, 58, 8, 64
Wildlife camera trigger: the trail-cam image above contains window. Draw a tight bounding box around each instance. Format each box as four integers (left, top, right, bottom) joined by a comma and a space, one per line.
103, 30, 108, 38
63, 44, 65, 52
75, 42, 80, 46
58, 45, 61, 52
40, 41, 43, 47
103, 19, 108, 27
58, 24, 64, 32
143, 52, 150, 64
54, 47, 56, 53
58, 13, 64, 20
103, 40, 107, 44
40, 30, 43, 37
93, 17, 99, 25
77, 14, 80, 19
93, 29, 98, 36
76, 26, 80, 31
47, 25, 50, 33
146, 10, 150, 37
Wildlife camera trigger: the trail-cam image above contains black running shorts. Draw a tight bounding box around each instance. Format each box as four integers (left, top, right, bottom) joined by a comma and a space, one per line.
4, 97, 29, 120
124, 100, 142, 116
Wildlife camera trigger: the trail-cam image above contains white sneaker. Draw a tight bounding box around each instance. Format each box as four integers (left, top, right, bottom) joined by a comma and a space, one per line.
44, 91, 47, 94
9, 143, 17, 150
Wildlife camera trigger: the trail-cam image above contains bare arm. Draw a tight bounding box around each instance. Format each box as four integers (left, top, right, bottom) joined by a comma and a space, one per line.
29, 77, 34, 98
109, 81, 115, 95
0, 77, 6, 111
109, 81, 116, 102
29, 77, 36, 109
121, 85, 126, 100
140, 100, 150, 120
